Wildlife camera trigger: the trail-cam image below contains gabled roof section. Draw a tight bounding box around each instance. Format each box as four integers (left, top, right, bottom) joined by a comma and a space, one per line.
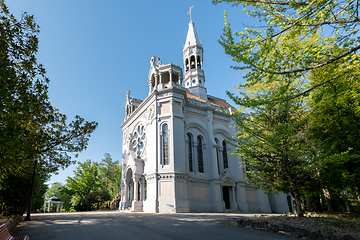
207, 95, 234, 110
183, 21, 201, 50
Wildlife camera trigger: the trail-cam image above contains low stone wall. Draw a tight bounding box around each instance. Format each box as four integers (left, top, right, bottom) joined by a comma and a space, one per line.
233, 218, 359, 240
4, 215, 23, 234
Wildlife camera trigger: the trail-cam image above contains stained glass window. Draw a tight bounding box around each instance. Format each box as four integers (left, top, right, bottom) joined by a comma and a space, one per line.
223, 141, 228, 169
187, 134, 193, 172
162, 124, 169, 165
132, 125, 146, 157
197, 136, 204, 173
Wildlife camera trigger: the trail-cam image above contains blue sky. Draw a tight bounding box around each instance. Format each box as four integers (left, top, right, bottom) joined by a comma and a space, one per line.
7, 0, 251, 185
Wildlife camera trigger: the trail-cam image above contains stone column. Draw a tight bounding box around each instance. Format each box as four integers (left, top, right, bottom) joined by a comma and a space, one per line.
140, 178, 145, 201
159, 72, 163, 89
155, 74, 159, 90
133, 177, 139, 202
169, 70, 173, 87
221, 186, 225, 210
231, 186, 238, 210
124, 180, 128, 202
231, 187, 236, 203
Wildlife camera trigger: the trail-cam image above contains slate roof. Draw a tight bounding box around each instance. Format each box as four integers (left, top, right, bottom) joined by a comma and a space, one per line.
185, 90, 235, 110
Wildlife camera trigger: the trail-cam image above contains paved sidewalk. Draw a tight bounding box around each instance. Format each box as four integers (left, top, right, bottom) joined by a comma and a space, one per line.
13, 211, 295, 240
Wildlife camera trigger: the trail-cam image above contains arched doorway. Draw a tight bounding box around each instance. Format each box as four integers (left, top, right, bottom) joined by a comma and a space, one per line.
124, 168, 134, 209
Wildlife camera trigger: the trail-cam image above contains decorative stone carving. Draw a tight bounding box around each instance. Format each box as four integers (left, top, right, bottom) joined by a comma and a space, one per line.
150, 56, 156, 66
157, 57, 162, 66
225, 168, 231, 177
148, 105, 154, 120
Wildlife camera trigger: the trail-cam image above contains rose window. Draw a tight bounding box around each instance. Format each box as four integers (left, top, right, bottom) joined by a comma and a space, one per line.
132, 125, 146, 157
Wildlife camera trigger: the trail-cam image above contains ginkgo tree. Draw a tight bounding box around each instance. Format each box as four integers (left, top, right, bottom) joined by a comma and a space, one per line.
213, 0, 360, 214
213, 0, 359, 93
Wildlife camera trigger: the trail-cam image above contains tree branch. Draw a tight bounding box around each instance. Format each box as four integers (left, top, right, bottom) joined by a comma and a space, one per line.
251, 44, 360, 74
237, 0, 309, 6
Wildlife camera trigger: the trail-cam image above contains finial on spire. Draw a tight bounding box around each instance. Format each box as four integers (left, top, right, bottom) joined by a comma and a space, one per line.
187, 5, 194, 22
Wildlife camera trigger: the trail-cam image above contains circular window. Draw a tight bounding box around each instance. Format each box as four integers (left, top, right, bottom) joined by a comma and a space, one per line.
132, 125, 146, 157
192, 79, 195, 83
199, 80, 202, 83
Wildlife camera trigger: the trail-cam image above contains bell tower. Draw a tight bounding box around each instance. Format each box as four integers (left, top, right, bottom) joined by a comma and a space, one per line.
182, 20, 207, 100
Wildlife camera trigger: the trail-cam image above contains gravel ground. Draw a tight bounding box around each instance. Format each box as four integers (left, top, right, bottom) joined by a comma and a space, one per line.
247, 214, 360, 239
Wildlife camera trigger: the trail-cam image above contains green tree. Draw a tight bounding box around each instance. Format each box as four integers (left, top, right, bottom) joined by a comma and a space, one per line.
0, 3, 97, 214
87, 188, 111, 210
66, 160, 100, 211
44, 182, 71, 212
0, 167, 47, 215
213, 0, 359, 95
229, 78, 317, 216
213, 0, 360, 214
308, 62, 360, 211
99, 153, 121, 197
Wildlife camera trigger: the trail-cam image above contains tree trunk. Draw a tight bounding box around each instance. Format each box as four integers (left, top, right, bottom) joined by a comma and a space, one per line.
322, 188, 335, 212
291, 194, 298, 215
291, 180, 304, 217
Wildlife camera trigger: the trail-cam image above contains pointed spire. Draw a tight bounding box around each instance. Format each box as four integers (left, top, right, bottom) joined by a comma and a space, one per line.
184, 21, 201, 50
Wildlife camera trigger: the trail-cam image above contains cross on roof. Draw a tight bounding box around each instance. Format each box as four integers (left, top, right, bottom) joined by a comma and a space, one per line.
187, 5, 194, 22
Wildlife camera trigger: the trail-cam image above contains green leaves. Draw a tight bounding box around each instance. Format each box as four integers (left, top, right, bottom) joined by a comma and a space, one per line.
215, 0, 360, 213
64, 159, 116, 211
0, 2, 98, 215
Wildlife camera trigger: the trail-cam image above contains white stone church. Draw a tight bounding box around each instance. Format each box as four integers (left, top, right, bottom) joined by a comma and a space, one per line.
120, 19, 290, 213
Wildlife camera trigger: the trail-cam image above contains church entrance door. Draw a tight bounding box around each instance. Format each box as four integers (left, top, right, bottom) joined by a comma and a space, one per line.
223, 187, 231, 209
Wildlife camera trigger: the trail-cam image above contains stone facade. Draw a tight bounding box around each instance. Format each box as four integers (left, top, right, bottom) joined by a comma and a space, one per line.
119, 20, 290, 213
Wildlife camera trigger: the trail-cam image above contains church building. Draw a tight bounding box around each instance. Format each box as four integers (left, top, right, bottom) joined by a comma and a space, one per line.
120, 19, 289, 213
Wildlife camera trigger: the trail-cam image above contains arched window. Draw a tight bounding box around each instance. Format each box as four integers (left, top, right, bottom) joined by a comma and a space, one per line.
197, 136, 204, 173
215, 139, 220, 175
223, 141, 228, 169
187, 134, 193, 172
197, 56, 201, 69
185, 58, 189, 72
162, 124, 169, 165
190, 55, 196, 69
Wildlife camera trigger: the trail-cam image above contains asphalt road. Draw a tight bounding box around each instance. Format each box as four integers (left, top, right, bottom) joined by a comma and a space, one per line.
14, 211, 295, 240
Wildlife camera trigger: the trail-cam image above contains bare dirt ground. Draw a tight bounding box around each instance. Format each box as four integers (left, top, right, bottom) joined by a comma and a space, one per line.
248, 214, 360, 239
